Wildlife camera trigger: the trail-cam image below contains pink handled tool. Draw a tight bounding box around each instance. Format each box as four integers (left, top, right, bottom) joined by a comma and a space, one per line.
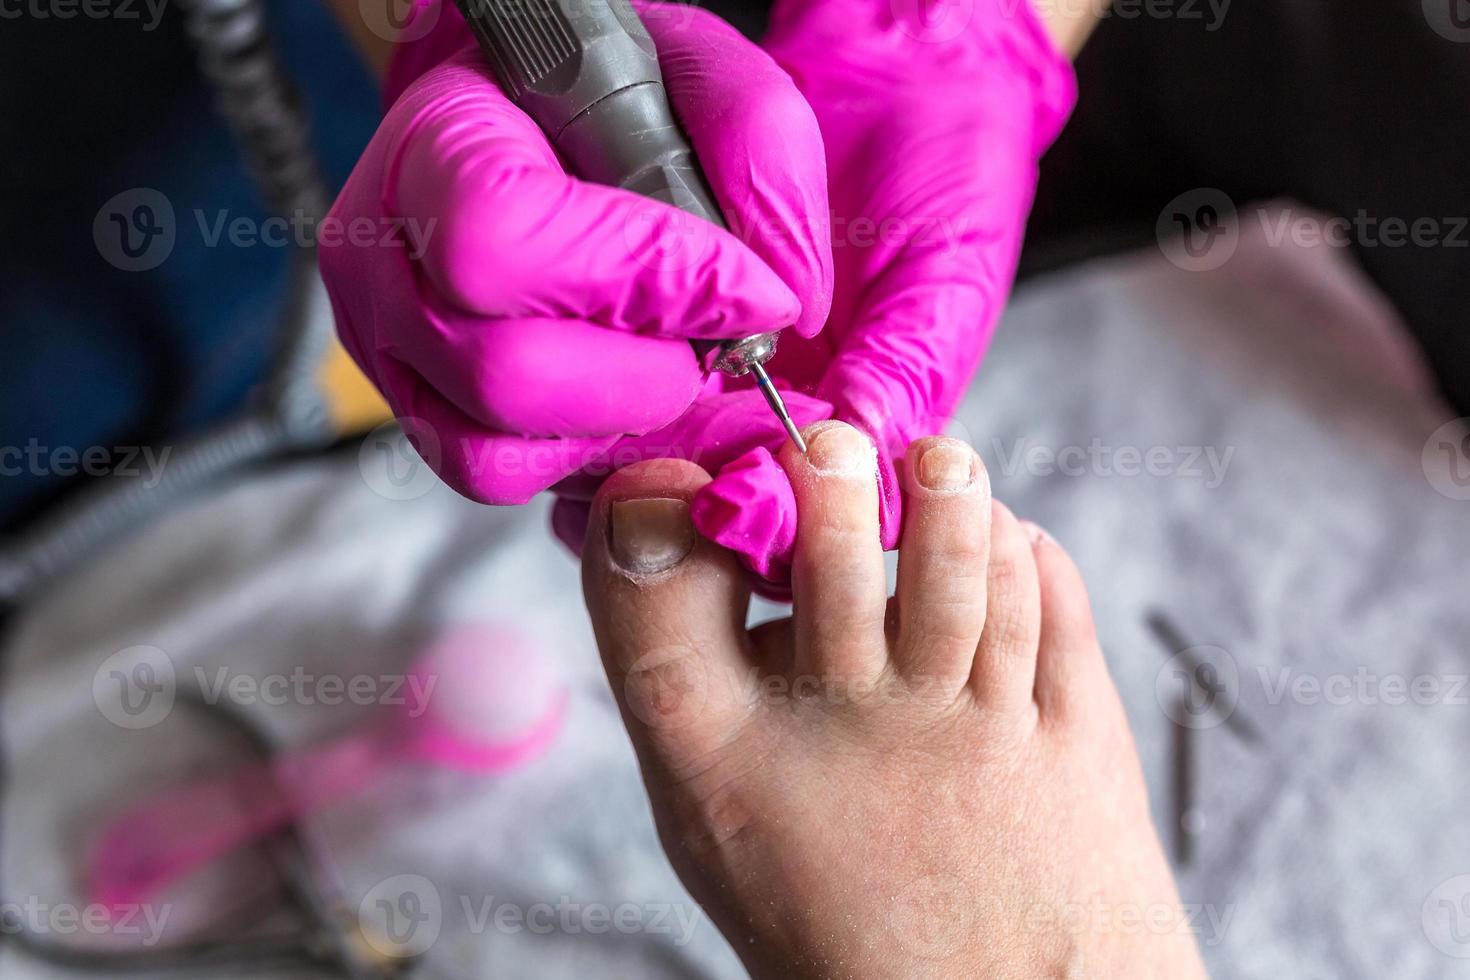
88, 624, 567, 913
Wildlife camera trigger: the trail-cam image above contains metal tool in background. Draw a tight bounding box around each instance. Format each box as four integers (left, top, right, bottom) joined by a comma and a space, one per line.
0, 686, 434, 979
1146, 611, 1263, 868
451, 0, 809, 453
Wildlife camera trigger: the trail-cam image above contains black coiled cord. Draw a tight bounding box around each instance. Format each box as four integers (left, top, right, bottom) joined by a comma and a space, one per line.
185, 0, 330, 220
0, 0, 339, 606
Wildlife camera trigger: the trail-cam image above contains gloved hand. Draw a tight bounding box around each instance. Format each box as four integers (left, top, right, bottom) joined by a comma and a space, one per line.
320, 0, 832, 505
677, 0, 1077, 591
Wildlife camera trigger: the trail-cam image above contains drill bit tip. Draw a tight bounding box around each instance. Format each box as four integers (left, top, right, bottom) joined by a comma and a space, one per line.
749, 362, 807, 453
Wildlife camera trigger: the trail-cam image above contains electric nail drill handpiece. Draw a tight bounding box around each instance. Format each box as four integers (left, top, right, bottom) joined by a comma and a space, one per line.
451, 0, 807, 452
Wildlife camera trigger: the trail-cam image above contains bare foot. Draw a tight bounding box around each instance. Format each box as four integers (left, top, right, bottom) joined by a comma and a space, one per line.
581, 423, 1206, 979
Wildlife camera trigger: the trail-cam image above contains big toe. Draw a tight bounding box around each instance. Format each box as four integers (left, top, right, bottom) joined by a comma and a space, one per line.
581, 459, 757, 771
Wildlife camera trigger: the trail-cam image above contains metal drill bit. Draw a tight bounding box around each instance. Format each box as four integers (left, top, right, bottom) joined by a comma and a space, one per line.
749, 362, 807, 453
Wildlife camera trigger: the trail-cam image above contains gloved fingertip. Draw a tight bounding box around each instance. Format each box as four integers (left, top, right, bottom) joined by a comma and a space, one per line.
407, 419, 618, 506
875, 449, 904, 552
690, 448, 797, 583
707, 253, 803, 339
551, 497, 593, 558
441, 469, 541, 506
790, 276, 835, 339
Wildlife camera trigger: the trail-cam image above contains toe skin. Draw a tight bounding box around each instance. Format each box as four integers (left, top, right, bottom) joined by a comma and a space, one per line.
1026, 524, 1108, 723
777, 421, 890, 685
968, 501, 1042, 717
582, 458, 756, 767
893, 437, 992, 695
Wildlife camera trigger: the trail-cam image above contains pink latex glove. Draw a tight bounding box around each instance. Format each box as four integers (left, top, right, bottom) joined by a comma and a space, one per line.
671, 0, 1077, 590
320, 0, 832, 505
556, 0, 1076, 594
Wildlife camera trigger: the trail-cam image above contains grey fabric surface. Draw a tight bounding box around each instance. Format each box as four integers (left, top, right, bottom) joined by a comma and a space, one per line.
970, 210, 1470, 980
3, 207, 1468, 978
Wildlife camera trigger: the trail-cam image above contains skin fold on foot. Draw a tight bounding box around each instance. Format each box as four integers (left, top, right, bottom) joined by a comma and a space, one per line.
581, 422, 1208, 980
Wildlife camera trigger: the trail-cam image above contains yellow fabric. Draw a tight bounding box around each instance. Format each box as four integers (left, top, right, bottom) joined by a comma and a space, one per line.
317, 337, 392, 435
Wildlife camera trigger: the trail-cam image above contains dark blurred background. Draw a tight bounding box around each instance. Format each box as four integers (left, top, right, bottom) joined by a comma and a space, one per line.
5, 0, 1468, 539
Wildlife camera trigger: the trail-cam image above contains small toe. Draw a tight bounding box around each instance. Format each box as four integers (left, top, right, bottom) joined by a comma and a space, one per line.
1027, 523, 1107, 722
893, 438, 992, 695
968, 502, 1041, 717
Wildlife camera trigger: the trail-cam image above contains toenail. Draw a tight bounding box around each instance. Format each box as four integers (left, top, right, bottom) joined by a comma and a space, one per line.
917, 441, 974, 491
806, 424, 874, 475
610, 498, 695, 573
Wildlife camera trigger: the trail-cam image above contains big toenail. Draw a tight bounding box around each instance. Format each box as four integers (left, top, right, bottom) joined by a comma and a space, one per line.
918, 441, 974, 491
611, 498, 694, 573
806, 424, 874, 474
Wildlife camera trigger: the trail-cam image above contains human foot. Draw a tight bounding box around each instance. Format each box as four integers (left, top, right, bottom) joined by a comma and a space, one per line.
581, 423, 1207, 979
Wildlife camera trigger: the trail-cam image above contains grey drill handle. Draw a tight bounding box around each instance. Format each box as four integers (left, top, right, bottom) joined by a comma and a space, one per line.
452, 0, 778, 375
